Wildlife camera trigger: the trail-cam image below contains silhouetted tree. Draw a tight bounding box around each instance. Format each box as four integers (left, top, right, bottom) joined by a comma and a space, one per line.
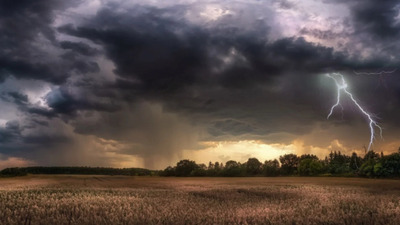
298, 158, 323, 176
263, 159, 280, 176
279, 154, 299, 175
358, 150, 380, 177
206, 161, 223, 176
0, 168, 27, 177
222, 160, 243, 176
161, 166, 176, 176
376, 152, 400, 177
349, 152, 362, 171
214, 162, 222, 170
359, 158, 376, 177
175, 160, 198, 176
299, 154, 318, 161
191, 163, 207, 176
363, 150, 380, 161
246, 158, 262, 175
208, 161, 214, 170
328, 151, 351, 174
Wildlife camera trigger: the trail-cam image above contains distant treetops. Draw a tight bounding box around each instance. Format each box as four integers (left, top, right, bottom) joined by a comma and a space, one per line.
2, 149, 399, 178
160, 149, 400, 178
0, 167, 153, 177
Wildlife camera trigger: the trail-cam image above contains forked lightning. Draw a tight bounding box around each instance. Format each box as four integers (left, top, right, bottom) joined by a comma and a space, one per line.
326, 73, 383, 151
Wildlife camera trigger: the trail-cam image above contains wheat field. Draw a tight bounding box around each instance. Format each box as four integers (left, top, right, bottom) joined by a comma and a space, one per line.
0, 175, 399, 225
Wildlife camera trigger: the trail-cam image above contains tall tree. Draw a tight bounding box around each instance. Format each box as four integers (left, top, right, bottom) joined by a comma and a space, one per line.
298, 158, 323, 176
246, 158, 262, 175
222, 160, 242, 176
279, 154, 299, 175
263, 159, 280, 176
175, 159, 198, 176
349, 152, 362, 171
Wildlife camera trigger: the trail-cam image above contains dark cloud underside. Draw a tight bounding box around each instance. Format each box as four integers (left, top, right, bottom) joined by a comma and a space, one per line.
0, 0, 400, 168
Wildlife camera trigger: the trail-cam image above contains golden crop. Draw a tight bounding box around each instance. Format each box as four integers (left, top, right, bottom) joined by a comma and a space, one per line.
0, 176, 399, 224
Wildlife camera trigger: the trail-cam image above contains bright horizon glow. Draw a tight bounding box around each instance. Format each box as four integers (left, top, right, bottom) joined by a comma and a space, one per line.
183, 140, 296, 165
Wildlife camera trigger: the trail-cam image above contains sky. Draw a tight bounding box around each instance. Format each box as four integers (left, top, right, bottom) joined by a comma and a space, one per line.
1, 0, 400, 169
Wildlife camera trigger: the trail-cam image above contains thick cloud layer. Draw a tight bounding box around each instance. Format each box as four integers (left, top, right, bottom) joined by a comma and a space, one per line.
1, 0, 400, 169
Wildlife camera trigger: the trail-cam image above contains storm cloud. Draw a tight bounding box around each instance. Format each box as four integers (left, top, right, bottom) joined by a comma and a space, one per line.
1, 0, 400, 169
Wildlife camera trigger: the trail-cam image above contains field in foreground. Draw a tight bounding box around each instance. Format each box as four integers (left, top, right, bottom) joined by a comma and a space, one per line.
0, 176, 400, 225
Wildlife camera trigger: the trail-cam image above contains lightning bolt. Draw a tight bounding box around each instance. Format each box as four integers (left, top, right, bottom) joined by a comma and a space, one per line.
353, 69, 396, 75
353, 69, 396, 90
326, 73, 383, 151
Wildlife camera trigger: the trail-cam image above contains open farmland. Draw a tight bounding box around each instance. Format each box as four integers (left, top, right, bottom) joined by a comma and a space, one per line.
0, 176, 400, 225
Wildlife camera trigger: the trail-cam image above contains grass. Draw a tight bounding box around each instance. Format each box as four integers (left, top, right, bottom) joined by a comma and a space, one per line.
0, 176, 399, 224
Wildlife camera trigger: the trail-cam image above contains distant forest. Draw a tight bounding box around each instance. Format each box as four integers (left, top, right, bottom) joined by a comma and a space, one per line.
2, 149, 400, 178
0, 167, 153, 177
160, 149, 400, 178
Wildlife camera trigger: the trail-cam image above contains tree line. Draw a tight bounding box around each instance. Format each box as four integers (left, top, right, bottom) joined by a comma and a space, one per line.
2, 149, 399, 178
0, 166, 154, 177
160, 148, 400, 178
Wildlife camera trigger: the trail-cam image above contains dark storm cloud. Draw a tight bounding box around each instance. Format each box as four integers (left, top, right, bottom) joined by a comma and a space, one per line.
58, 6, 353, 94
59, 41, 100, 56
1, 92, 28, 106
59, 52, 100, 74
23, 134, 70, 145
325, 0, 400, 63
209, 119, 254, 137
43, 85, 121, 116
0, 121, 21, 143
0, 0, 62, 43
0, 57, 67, 84
0, 0, 61, 82
2, 0, 400, 168
54, 4, 400, 141
299, 28, 342, 41
26, 107, 57, 119
58, 10, 209, 92
0, 0, 100, 84
349, 0, 400, 40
